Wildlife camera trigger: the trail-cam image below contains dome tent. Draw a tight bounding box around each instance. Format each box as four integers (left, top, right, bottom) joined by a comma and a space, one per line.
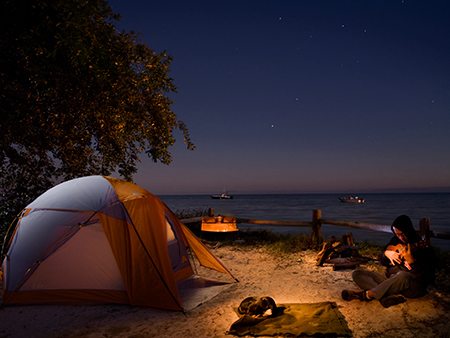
1, 176, 234, 310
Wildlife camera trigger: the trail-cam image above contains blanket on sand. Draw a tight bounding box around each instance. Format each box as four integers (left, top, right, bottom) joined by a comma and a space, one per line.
229, 301, 352, 337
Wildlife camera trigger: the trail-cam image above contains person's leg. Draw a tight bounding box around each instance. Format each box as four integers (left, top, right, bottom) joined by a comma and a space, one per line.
351, 269, 387, 291
372, 271, 426, 300
374, 271, 422, 308
342, 269, 387, 301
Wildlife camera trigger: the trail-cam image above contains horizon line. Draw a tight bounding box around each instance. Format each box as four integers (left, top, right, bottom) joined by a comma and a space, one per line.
155, 188, 450, 196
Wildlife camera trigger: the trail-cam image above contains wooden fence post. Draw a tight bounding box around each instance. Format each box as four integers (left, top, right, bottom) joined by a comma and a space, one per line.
419, 218, 431, 244
312, 210, 322, 245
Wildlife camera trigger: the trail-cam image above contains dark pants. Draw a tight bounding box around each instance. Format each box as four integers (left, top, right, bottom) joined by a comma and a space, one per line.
351, 269, 427, 300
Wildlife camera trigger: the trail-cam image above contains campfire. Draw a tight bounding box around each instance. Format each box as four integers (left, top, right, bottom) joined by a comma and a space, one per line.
201, 216, 238, 240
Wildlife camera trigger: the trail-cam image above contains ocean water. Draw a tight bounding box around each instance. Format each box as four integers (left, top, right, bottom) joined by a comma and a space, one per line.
158, 193, 450, 251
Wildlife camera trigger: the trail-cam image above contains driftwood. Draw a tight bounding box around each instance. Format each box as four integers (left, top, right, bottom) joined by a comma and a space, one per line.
325, 257, 371, 271
316, 236, 340, 266
316, 233, 370, 270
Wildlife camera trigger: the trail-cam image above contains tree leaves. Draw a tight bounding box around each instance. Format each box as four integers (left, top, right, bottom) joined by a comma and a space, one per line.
0, 0, 194, 232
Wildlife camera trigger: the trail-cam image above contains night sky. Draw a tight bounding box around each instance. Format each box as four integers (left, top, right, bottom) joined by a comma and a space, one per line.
108, 0, 450, 195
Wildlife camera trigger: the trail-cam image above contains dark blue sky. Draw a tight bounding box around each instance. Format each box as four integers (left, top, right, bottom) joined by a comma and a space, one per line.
108, 0, 450, 195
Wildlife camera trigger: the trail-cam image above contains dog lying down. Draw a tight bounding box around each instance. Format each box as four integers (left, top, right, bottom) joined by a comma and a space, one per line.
238, 296, 278, 318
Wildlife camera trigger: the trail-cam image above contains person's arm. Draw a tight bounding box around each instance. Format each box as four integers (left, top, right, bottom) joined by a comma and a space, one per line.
401, 244, 415, 267
378, 237, 401, 266
384, 249, 404, 266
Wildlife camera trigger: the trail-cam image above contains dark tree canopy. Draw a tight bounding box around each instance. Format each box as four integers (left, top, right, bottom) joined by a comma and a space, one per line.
0, 0, 194, 230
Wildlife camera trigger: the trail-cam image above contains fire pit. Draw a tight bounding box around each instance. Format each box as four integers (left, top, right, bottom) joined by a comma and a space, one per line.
201, 215, 238, 241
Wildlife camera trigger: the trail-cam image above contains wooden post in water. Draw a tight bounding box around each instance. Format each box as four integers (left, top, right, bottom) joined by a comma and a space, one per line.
311, 210, 322, 245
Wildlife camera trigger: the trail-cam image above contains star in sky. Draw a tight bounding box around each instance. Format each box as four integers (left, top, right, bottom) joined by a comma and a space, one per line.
108, 0, 450, 195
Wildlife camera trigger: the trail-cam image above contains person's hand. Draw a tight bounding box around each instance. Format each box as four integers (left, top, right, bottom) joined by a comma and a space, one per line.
385, 249, 402, 265
401, 244, 414, 265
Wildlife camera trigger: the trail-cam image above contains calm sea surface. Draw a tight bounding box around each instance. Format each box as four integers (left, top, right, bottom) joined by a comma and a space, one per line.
158, 193, 450, 251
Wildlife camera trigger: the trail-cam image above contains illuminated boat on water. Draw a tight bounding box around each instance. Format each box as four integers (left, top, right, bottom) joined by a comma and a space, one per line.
211, 192, 233, 199
339, 196, 365, 203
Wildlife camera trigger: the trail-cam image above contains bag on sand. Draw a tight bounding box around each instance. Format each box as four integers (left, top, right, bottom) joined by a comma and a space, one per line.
237, 296, 278, 317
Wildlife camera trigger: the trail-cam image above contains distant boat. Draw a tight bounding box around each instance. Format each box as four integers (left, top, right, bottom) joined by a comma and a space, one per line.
339, 195, 365, 203
211, 192, 233, 199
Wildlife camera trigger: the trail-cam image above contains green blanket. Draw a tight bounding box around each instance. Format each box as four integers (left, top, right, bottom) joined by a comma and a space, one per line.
229, 302, 352, 337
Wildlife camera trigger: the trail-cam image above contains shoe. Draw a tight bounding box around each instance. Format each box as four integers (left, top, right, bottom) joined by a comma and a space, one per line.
341, 290, 365, 301
380, 295, 406, 308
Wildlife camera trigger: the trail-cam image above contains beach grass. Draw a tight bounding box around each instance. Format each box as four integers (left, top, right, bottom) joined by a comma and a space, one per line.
224, 230, 450, 294
226, 229, 317, 253
174, 208, 210, 219
177, 208, 450, 293
221, 229, 382, 257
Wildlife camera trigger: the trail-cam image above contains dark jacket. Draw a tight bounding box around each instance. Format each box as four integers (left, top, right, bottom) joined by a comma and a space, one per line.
378, 215, 436, 287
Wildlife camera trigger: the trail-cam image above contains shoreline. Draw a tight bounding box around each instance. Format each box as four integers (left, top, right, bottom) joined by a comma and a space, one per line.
1, 245, 450, 338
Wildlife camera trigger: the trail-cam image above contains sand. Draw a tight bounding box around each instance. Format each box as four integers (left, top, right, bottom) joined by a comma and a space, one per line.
1, 245, 449, 338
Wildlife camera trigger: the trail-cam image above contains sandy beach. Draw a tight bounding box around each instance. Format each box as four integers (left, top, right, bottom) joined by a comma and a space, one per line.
1, 244, 449, 338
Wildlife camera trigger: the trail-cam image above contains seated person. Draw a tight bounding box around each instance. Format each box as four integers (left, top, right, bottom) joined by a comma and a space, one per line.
341, 214, 435, 308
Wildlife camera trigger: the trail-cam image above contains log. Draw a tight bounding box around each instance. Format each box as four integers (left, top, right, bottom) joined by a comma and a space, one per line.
341, 232, 355, 246
325, 257, 370, 265
332, 262, 364, 271
234, 218, 311, 227
321, 219, 392, 233
325, 257, 371, 271
311, 210, 322, 245
316, 237, 339, 266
